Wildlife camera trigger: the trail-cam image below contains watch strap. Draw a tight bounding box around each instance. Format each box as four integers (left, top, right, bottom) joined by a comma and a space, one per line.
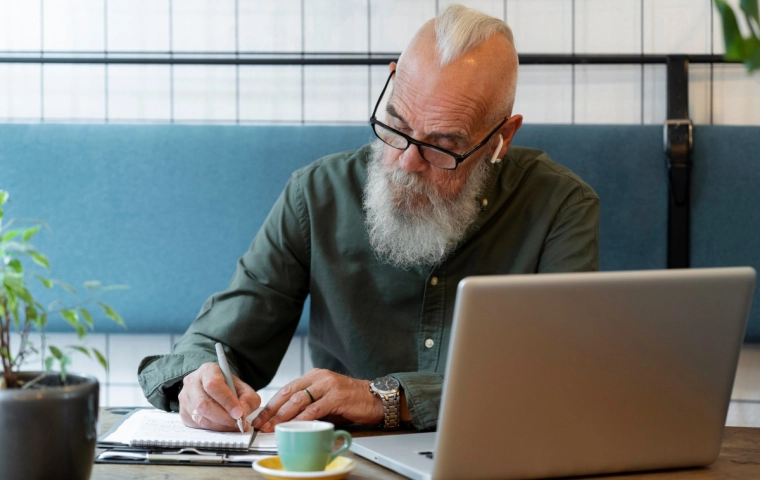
370, 382, 401, 430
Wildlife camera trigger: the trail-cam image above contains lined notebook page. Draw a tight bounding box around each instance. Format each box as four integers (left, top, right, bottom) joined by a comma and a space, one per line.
102, 409, 259, 451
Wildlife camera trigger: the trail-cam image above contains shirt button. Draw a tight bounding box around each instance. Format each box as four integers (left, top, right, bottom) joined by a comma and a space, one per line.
430, 277, 438, 286
424, 338, 435, 349
481, 198, 488, 207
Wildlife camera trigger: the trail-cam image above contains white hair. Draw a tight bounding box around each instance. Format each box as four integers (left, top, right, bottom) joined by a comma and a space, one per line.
435, 4, 515, 65
363, 140, 492, 268
434, 4, 518, 116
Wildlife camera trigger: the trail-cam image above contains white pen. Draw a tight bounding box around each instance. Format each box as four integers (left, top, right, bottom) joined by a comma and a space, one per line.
215, 342, 246, 433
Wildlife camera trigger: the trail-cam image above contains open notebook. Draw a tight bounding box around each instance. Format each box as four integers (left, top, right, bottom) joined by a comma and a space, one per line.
99, 408, 277, 453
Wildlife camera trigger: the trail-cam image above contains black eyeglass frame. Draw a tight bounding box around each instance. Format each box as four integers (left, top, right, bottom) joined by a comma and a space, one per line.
369, 70, 508, 170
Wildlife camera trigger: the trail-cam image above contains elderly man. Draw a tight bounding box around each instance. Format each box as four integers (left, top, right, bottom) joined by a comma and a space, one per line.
138, 5, 599, 433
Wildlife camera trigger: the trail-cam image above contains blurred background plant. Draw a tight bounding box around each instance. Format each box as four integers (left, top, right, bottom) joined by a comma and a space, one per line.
715, 0, 760, 72
0, 190, 126, 389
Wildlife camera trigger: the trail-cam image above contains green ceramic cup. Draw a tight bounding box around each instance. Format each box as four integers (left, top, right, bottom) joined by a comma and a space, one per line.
274, 421, 352, 472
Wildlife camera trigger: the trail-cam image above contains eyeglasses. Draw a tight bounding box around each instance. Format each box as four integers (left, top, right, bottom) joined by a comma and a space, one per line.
369, 70, 508, 170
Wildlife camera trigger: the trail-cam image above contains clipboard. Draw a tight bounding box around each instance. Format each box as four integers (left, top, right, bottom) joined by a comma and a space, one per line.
96, 408, 275, 468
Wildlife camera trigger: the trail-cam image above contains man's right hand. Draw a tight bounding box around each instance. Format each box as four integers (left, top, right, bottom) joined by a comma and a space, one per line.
178, 362, 261, 432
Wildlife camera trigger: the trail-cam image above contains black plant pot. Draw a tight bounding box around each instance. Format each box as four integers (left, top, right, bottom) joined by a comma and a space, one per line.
0, 371, 99, 480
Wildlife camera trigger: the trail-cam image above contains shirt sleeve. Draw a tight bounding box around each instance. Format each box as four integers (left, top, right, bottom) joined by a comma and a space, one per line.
538, 197, 600, 273
389, 372, 443, 431
138, 172, 312, 411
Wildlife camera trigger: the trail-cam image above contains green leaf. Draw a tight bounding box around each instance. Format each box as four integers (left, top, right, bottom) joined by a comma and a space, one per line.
22, 225, 41, 242
36, 275, 53, 289
98, 301, 125, 327
716, 0, 748, 60
75, 324, 87, 339
49, 345, 63, 359
39, 312, 47, 328
8, 259, 22, 273
28, 250, 50, 270
70, 346, 91, 358
79, 308, 94, 328
60, 356, 70, 383
92, 348, 108, 371
83, 280, 101, 290
740, 0, 760, 28
3, 279, 16, 300
3, 277, 33, 305
60, 309, 79, 327
44, 356, 54, 371
0, 190, 8, 206
1, 229, 23, 242
744, 36, 760, 71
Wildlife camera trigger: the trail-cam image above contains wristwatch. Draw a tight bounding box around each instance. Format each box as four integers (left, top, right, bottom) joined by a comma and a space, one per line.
370, 375, 401, 430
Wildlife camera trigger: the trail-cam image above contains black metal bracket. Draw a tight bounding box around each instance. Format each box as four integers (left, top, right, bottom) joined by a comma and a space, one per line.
665, 56, 692, 269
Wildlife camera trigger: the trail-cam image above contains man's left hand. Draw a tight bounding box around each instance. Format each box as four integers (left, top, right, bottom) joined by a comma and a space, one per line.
250, 368, 383, 432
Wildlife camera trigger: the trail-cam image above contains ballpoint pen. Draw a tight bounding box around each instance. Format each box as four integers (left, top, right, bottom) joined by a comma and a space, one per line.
215, 342, 246, 433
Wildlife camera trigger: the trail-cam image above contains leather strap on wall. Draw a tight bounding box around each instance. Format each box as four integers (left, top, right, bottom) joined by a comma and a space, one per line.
664, 56, 692, 269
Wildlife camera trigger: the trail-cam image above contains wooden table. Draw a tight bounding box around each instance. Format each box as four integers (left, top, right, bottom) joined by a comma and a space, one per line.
92, 408, 760, 479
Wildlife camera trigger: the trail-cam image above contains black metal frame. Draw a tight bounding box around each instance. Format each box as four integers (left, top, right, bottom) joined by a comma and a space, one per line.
0, 53, 730, 66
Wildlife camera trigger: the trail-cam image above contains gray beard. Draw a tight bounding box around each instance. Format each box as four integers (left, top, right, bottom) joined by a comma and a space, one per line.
363, 140, 492, 268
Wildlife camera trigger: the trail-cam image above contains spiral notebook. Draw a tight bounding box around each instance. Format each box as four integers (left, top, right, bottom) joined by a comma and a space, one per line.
99, 408, 276, 452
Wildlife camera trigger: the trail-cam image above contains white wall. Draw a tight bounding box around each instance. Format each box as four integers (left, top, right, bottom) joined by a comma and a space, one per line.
1, 0, 759, 125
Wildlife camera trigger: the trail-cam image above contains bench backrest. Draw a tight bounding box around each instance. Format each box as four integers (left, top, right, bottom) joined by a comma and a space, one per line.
3, 124, 758, 340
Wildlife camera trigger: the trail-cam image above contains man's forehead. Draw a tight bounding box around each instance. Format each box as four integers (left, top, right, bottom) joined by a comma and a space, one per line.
388, 67, 489, 139
385, 102, 469, 142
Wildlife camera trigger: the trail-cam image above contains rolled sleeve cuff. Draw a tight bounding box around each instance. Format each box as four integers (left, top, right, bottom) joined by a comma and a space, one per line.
390, 372, 443, 431
138, 353, 235, 412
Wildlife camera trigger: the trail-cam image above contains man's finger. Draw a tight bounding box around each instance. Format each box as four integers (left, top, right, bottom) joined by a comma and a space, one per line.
258, 388, 315, 432
292, 399, 330, 423
180, 404, 238, 432
202, 365, 247, 422
251, 377, 313, 428
187, 375, 240, 428
233, 376, 261, 419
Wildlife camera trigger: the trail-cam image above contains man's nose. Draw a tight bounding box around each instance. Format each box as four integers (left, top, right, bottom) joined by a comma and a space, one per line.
397, 145, 428, 174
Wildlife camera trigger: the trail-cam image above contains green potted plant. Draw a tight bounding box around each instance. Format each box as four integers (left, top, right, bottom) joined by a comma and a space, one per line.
0, 190, 126, 480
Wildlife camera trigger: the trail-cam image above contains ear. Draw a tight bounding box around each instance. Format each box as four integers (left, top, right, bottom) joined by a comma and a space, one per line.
497, 114, 523, 159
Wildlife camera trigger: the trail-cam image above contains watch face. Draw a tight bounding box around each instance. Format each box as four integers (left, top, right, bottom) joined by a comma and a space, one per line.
373, 376, 400, 393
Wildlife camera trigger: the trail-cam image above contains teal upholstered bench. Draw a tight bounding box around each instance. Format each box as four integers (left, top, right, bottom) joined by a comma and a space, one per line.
2, 124, 759, 341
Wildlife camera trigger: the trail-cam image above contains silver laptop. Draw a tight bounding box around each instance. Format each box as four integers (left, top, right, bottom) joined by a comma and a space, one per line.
351, 267, 756, 480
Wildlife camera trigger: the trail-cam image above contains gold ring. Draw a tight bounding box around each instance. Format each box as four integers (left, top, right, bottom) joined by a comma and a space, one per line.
303, 388, 315, 403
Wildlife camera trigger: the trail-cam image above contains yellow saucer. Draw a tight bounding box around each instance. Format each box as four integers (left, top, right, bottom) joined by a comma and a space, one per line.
252, 456, 355, 480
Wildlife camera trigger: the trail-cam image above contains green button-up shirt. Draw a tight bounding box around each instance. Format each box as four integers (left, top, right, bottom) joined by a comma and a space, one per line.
138, 143, 599, 430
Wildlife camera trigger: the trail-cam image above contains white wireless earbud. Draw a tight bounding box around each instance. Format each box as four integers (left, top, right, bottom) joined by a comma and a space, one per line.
490, 134, 504, 164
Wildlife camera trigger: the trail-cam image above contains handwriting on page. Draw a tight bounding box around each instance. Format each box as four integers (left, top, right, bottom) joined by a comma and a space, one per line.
131, 410, 252, 448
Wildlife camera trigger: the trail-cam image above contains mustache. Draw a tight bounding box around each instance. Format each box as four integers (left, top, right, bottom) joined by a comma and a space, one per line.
380, 161, 458, 210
